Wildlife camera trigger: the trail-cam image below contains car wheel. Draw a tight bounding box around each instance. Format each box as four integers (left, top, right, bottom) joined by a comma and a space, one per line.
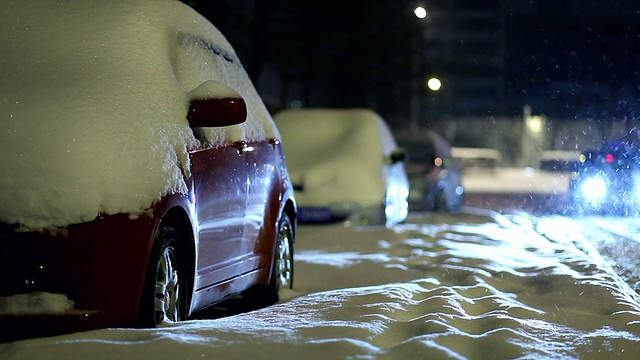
423, 186, 437, 211
139, 225, 186, 327
244, 212, 294, 306
273, 213, 294, 291
434, 190, 447, 211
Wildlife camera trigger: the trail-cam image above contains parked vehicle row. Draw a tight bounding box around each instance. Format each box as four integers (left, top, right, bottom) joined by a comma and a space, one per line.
0, 0, 468, 340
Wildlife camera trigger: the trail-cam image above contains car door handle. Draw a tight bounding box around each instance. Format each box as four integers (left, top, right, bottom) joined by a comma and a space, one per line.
234, 142, 254, 155
234, 143, 247, 155
268, 138, 280, 149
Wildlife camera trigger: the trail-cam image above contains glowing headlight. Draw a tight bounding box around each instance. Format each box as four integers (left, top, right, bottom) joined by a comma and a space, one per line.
385, 204, 394, 218
579, 176, 607, 202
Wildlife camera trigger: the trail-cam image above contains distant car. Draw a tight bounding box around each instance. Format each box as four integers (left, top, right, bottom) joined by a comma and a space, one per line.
0, 0, 296, 337
273, 108, 409, 227
569, 141, 640, 214
397, 131, 464, 211
539, 150, 581, 173
451, 147, 502, 173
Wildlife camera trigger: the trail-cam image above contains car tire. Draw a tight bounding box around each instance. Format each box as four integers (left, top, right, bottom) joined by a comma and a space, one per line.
244, 212, 294, 306
423, 186, 437, 211
139, 225, 186, 327
434, 190, 447, 211
273, 213, 294, 292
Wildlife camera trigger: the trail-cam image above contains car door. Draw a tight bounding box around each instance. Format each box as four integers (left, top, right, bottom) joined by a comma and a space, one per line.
243, 139, 280, 249
190, 141, 249, 291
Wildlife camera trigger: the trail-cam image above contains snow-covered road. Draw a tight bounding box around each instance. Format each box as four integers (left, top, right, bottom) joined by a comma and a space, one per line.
2, 209, 640, 359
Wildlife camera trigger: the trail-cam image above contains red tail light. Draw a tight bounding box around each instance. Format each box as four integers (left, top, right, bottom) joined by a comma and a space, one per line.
605, 153, 614, 163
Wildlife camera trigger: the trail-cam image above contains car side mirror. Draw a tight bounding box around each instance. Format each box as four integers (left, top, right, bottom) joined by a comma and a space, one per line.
390, 148, 408, 164
187, 80, 247, 128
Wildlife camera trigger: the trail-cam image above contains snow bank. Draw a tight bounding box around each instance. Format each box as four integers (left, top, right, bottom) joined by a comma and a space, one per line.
3, 213, 640, 358
0, 0, 277, 230
0, 292, 76, 317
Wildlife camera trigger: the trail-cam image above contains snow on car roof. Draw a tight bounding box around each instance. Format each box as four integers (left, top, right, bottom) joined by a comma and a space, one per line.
0, 0, 277, 230
451, 147, 502, 161
274, 107, 398, 158
540, 150, 581, 161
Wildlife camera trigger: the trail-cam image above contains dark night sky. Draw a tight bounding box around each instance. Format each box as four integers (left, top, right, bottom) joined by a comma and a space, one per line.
182, 0, 640, 128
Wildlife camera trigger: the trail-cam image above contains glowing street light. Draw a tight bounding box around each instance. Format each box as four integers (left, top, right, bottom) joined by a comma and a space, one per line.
414, 6, 427, 19
526, 115, 544, 133
427, 77, 442, 91
410, 5, 429, 131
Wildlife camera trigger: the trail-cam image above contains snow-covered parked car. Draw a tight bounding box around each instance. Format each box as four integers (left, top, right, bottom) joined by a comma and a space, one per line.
0, 0, 296, 338
273, 108, 409, 227
452, 147, 502, 173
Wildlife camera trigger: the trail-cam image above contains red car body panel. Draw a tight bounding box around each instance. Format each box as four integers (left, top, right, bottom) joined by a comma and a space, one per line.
0, 137, 296, 340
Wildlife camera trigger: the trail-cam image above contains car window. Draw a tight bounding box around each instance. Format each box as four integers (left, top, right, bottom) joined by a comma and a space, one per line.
399, 140, 435, 164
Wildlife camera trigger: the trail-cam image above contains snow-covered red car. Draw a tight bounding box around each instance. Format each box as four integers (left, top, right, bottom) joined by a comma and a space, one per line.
0, 0, 296, 338
273, 108, 409, 227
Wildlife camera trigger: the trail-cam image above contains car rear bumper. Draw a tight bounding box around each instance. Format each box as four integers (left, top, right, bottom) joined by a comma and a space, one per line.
0, 213, 158, 339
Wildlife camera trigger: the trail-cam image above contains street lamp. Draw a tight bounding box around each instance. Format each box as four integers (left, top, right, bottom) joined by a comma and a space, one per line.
526, 115, 543, 133
427, 77, 442, 91
414, 6, 427, 19
521, 105, 547, 167
410, 5, 428, 132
